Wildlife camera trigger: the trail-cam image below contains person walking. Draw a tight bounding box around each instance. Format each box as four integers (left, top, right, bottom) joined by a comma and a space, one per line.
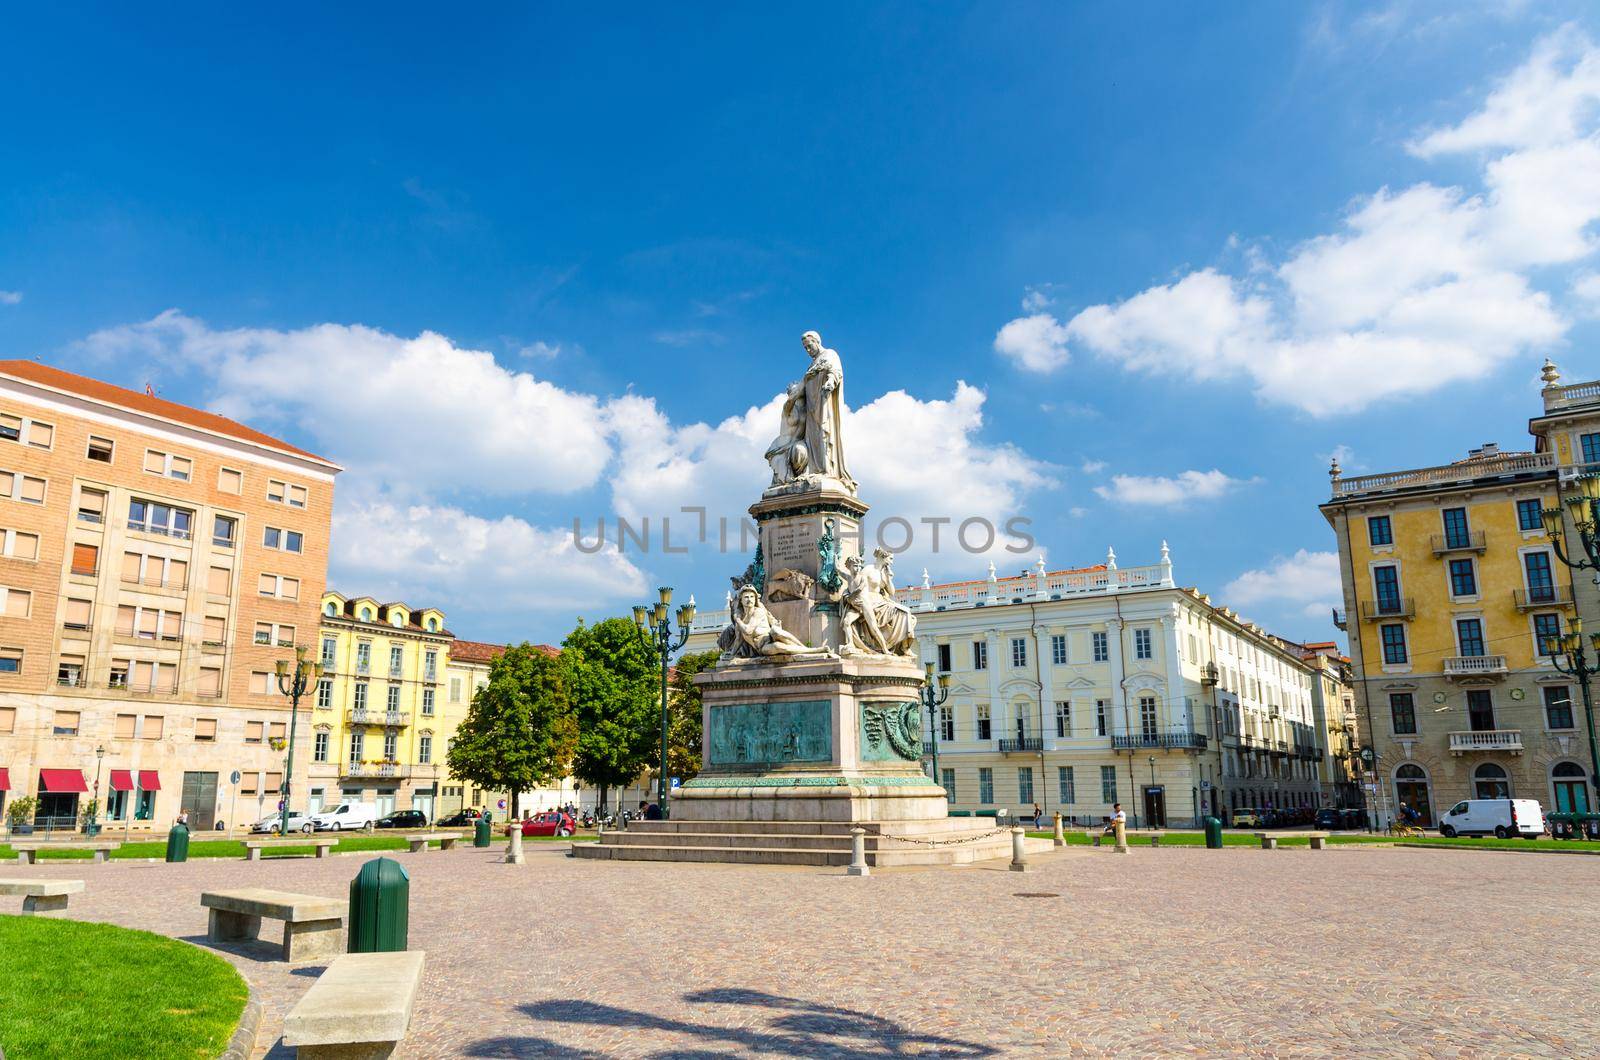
1033, 803, 1043, 828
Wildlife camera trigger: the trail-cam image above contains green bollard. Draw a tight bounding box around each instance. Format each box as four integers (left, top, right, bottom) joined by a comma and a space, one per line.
348, 857, 409, 953
1203, 816, 1223, 849
473, 816, 491, 848
165, 822, 190, 863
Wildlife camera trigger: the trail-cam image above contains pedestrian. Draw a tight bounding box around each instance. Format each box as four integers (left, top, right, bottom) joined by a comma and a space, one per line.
1033, 803, 1043, 828
1104, 803, 1125, 835
645, 801, 662, 821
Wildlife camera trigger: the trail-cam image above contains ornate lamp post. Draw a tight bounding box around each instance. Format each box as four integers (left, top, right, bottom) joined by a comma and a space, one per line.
1541, 477, 1600, 806
921, 663, 952, 797
632, 588, 694, 820
88, 744, 105, 834
1541, 621, 1600, 807
274, 646, 324, 838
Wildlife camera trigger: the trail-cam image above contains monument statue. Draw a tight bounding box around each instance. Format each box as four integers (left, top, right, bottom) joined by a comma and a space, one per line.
765, 331, 857, 494
765, 381, 809, 486
837, 548, 917, 658
718, 585, 826, 660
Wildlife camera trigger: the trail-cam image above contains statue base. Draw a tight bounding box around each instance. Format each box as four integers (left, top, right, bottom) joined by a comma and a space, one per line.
748, 482, 867, 654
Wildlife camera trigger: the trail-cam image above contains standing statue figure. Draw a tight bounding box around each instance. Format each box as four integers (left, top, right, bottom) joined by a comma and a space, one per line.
800, 331, 857, 492
719, 585, 823, 660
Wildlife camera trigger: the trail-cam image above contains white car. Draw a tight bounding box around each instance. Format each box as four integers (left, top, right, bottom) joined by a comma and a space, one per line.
251, 811, 314, 835
1438, 798, 1544, 839
308, 801, 379, 832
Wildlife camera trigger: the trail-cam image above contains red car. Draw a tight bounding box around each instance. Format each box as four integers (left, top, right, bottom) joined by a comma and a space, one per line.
508, 811, 575, 838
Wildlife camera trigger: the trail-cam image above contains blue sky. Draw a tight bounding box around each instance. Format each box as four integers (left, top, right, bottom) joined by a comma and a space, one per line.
5, 3, 1600, 645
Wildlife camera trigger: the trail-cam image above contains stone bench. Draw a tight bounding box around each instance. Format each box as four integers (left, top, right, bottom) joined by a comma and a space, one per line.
10, 840, 120, 864
201, 888, 348, 961
241, 836, 338, 861
1254, 831, 1331, 850
1138, 831, 1171, 847
0, 877, 84, 916
405, 832, 461, 853
283, 950, 426, 1059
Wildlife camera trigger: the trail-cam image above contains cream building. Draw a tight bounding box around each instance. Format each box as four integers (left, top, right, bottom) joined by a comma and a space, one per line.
0, 360, 339, 832
689, 547, 1355, 827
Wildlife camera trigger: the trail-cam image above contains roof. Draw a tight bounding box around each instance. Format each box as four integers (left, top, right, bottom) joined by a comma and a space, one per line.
0, 359, 337, 467
448, 640, 558, 664
918, 564, 1108, 592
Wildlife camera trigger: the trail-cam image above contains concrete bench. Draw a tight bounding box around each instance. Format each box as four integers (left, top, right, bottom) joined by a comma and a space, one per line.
283, 950, 426, 1059
201, 888, 348, 961
10, 840, 120, 864
405, 832, 461, 853
0, 877, 84, 916
241, 836, 338, 861
1254, 831, 1331, 850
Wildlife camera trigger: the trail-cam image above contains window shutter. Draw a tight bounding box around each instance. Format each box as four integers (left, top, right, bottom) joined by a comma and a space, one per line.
281, 577, 299, 600
169, 559, 187, 587
3, 589, 28, 618
143, 450, 164, 474
65, 598, 91, 627
269, 721, 286, 741
207, 566, 230, 595
19, 477, 44, 503
114, 713, 136, 739
69, 543, 97, 575
121, 551, 142, 581
160, 611, 182, 639
143, 715, 164, 739
195, 715, 218, 737
258, 573, 275, 595
25, 421, 52, 448
14, 532, 37, 560
203, 615, 225, 643
115, 605, 136, 636
219, 467, 242, 493
198, 668, 221, 696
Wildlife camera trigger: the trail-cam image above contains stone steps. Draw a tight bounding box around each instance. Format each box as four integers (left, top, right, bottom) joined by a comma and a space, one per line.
602, 831, 853, 850
574, 843, 855, 866
574, 820, 1039, 867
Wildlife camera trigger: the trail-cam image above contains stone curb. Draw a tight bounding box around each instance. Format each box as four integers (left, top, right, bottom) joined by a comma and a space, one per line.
217, 983, 263, 1060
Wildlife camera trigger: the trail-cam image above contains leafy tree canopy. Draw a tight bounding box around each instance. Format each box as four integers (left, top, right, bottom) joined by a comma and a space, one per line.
562, 618, 661, 796
445, 642, 574, 815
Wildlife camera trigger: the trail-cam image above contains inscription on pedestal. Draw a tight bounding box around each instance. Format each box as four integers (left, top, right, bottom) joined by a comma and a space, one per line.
766, 522, 813, 572
708, 700, 833, 768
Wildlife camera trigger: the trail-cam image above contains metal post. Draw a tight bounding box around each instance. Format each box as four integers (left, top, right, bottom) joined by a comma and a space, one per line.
846, 827, 869, 877
657, 637, 671, 819
1009, 826, 1028, 872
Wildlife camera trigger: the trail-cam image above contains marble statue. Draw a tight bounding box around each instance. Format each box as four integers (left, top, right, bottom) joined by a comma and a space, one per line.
765, 381, 809, 486
837, 549, 918, 658
801, 331, 856, 492
719, 585, 825, 660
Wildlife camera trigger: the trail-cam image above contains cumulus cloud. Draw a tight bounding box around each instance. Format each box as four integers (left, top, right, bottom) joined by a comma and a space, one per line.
1093, 469, 1246, 506
993, 313, 1070, 372
1223, 549, 1343, 619
1000, 27, 1600, 416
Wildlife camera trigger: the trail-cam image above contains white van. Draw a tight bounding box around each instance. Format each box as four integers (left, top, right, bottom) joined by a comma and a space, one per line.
1438, 798, 1544, 839
308, 801, 379, 832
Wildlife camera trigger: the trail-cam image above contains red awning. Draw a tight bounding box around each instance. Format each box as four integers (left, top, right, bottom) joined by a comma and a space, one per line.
39, 769, 88, 793
0, 767, 10, 791
138, 770, 161, 791
109, 769, 134, 792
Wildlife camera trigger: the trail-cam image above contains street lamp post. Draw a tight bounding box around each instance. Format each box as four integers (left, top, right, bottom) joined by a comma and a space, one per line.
88, 744, 105, 834
1542, 622, 1600, 808
632, 588, 694, 821
274, 646, 324, 839
921, 663, 952, 796
1542, 478, 1600, 805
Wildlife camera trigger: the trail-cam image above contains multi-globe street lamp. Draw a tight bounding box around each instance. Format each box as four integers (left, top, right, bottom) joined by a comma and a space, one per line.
274, 646, 324, 838
920, 663, 952, 796
88, 744, 105, 835
1541, 477, 1600, 806
633, 587, 694, 821
1541, 621, 1600, 808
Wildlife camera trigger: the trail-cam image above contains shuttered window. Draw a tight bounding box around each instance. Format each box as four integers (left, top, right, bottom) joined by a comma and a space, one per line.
206, 566, 230, 595
70, 543, 98, 575
25, 421, 52, 448
0, 588, 30, 618
249, 671, 271, 695
116, 605, 136, 636
18, 476, 44, 504
114, 713, 137, 739
121, 551, 142, 581
202, 615, 225, 643
195, 716, 218, 739
143, 449, 165, 474
218, 467, 242, 493
64, 598, 91, 629
142, 715, 164, 740
198, 669, 221, 697
9, 531, 37, 559
160, 611, 181, 640
245, 720, 264, 742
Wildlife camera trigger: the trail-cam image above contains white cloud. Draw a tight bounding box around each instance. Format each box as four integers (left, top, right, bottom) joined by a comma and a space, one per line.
517, 340, 561, 359
1041, 28, 1600, 416
1080, 459, 1107, 474
993, 313, 1071, 372
0, 291, 20, 305
1223, 550, 1343, 619
1574, 272, 1600, 316
1093, 469, 1246, 506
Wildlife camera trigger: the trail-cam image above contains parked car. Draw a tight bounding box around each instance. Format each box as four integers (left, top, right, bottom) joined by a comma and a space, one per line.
1231, 809, 1262, 828
250, 810, 314, 835
1314, 809, 1343, 830
1438, 798, 1544, 839
509, 811, 576, 838
308, 801, 380, 832
375, 810, 428, 829
436, 811, 480, 827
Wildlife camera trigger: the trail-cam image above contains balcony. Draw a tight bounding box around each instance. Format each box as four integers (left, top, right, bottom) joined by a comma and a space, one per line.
347, 709, 409, 728
1360, 598, 1415, 621
341, 761, 411, 779
388, 665, 404, 678
1294, 743, 1321, 760
1431, 531, 1487, 556
1332, 451, 1553, 498
1443, 655, 1509, 681
1112, 730, 1208, 751
997, 737, 1043, 754
354, 661, 371, 676
1448, 729, 1524, 755
1514, 585, 1574, 611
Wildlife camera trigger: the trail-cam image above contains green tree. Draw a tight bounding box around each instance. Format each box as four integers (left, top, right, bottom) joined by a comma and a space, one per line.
562, 617, 659, 813
445, 643, 574, 819
667, 649, 718, 783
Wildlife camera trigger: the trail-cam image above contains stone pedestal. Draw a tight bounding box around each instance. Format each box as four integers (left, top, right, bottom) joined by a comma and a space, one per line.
747, 482, 868, 654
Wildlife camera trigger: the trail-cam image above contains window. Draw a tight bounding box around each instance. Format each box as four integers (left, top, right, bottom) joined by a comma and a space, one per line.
1535, 613, 1562, 655
240, 773, 258, 796
258, 573, 299, 600
354, 681, 368, 710
248, 672, 272, 696
54, 709, 80, 735
253, 622, 295, 647
1139, 696, 1158, 739
972, 640, 988, 670
1448, 558, 1477, 598
143, 449, 191, 481
116, 713, 139, 740
422, 689, 435, 716
978, 767, 994, 804
201, 614, 225, 644
390, 645, 404, 675
1050, 634, 1067, 665
450, 677, 462, 703
127, 499, 192, 539
1456, 618, 1485, 657
386, 685, 401, 711
116, 605, 182, 641
1517, 498, 1544, 532
1095, 699, 1108, 737
1018, 767, 1034, 805
418, 734, 433, 764
206, 565, 230, 595
1545, 686, 1575, 730
268, 721, 286, 743
939, 703, 953, 741
195, 718, 217, 742
0, 586, 30, 619
976, 704, 992, 741
1058, 765, 1075, 804
1367, 515, 1393, 546
1584, 432, 1600, 465
218, 466, 242, 493
0, 706, 11, 734
0, 413, 52, 449
940, 768, 955, 801
57, 655, 84, 688
132, 661, 175, 692
87, 435, 114, 463
0, 529, 39, 559
1524, 552, 1556, 603
1390, 693, 1417, 735
109, 660, 128, 688
266, 479, 309, 508
1100, 765, 1117, 803
198, 667, 221, 697
356, 642, 371, 672
1442, 507, 1470, 549
1010, 637, 1027, 668
212, 515, 236, 548
1134, 628, 1153, 660
314, 732, 329, 762
1055, 701, 1071, 738
1092, 631, 1109, 662
1380, 624, 1408, 665
262, 526, 304, 553
76, 489, 105, 525
142, 715, 164, 740
1373, 565, 1401, 611
424, 651, 437, 680
1473, 762, 1510, 800
316, 677, 333, 709
383, 731, 398, 760
935, 643, 951, 672
348, 731, 365, 764
0, 471, 46, 505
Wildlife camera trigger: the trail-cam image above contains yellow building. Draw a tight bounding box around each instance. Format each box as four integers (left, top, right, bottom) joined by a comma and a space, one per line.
309, 593, 450, 819
1321, 364, 1594, 823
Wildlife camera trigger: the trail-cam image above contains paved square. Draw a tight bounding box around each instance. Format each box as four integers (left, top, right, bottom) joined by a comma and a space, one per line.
12, 843, 1599, 1057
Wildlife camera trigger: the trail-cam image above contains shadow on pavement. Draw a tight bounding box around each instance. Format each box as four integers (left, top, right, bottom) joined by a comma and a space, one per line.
464, 987, 1000, 1058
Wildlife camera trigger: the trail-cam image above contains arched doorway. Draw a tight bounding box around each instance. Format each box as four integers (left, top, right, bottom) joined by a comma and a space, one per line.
1473, 762, 1511, 799
1394, 763, 1433, 825
1552, 762, 1590, 813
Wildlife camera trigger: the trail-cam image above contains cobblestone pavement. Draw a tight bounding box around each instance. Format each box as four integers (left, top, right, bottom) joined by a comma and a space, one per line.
8, 843, 1599, 1057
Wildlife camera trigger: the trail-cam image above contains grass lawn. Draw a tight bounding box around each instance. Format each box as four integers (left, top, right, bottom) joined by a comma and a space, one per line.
0, 831, 596, 860
0, 917, 246, 1059
1022, 829, 1600, 852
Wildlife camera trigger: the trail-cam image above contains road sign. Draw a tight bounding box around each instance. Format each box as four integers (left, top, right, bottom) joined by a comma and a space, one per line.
1200, 780, 1211, 791
229, 770, 241, 786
